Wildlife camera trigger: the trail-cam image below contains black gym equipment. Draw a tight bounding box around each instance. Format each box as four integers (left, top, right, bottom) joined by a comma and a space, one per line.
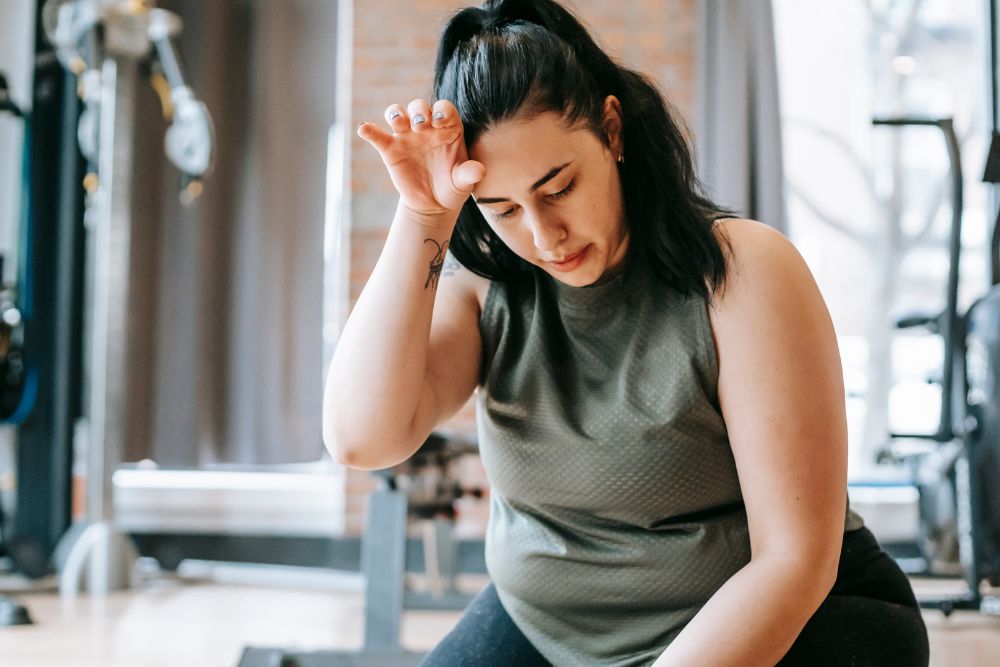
0, 0, 91, 623
5, 0, 89, 588
864, 0, 1000, 618
872, 116, 992, 615
0, 68, 37, 626
872, 108, 1000, 614
0, 68, 44, 436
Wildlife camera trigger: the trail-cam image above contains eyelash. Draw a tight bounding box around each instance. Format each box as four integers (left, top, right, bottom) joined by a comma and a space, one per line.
493, 179, 577, 221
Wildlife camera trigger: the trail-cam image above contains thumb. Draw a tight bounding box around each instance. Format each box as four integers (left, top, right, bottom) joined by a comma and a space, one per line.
453, 160, 486, 194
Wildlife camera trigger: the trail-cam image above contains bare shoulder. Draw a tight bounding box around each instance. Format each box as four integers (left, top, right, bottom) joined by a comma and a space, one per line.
705, 216, 836, 387
441, 250, 491, 313
708, 217, 810, 310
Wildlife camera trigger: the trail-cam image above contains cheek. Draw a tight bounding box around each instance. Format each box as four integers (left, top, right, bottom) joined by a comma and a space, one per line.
591, 172, 624, 227
485, 221, 525, 251
570, 193, 612, 232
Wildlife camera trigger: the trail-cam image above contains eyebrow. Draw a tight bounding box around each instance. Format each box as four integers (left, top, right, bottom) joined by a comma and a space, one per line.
473, 161, 573, 204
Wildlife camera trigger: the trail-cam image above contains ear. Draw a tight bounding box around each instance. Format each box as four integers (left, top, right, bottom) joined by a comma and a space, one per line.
601, 95, 624, 156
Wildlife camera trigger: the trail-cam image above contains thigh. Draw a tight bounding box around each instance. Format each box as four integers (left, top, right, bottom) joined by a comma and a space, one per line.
779, 528, 929, 667
831, 527, 921, 607
418, 582, 552, 667
777, 594, 929, 667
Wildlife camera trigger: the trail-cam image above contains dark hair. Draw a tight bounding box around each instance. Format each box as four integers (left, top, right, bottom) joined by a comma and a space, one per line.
433, 0, 733, 300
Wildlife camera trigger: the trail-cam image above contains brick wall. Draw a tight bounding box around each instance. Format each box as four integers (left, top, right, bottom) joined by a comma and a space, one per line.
343, 0, 697, 535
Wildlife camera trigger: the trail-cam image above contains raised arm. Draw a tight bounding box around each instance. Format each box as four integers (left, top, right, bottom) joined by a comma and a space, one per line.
323, 98, 486, 470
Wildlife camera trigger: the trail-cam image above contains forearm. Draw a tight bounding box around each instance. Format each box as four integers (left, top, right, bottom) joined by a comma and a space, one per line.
323, 201, 457, 467
652, 556, 835, 667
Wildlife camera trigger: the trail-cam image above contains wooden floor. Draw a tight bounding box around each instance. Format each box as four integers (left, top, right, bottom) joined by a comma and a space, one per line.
0, 573, 998, 666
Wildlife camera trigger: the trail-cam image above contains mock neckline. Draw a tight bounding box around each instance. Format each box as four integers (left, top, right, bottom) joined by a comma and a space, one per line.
550, 260, 639, 313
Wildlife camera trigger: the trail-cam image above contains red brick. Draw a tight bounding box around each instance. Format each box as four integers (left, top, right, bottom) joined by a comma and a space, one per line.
342, 0, 697, 536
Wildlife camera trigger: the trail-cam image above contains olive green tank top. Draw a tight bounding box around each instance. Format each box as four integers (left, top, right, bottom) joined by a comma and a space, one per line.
475, 257, 865, 666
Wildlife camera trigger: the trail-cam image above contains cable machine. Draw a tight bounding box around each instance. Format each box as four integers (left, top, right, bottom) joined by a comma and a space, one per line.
39, 0, 214, 594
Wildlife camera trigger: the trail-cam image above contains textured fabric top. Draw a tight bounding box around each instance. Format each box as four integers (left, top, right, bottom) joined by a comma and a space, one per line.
475, 256, 865, 666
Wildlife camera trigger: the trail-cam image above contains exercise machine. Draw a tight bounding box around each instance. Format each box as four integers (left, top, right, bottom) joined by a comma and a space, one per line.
39, 0, 214, 595
237, 432, 485, 667
874, 114, 1000, 616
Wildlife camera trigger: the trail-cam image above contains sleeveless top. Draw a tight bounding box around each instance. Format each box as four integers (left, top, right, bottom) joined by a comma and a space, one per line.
475, 257, 866, 667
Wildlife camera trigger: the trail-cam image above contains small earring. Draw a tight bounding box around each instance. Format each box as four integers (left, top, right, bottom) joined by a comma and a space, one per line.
617, 153, 624, 164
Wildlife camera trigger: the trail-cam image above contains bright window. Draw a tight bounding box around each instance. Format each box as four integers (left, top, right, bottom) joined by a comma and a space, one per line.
774, 0, 989, 478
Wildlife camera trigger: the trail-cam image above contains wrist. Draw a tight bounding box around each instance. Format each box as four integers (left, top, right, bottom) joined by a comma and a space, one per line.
396, 200, 460, 232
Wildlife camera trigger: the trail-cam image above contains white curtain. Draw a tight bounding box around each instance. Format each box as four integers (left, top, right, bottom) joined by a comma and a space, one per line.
694, 0, 787, 233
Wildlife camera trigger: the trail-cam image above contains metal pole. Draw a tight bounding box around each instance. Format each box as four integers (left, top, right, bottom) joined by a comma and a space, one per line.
75, 54, 139, 594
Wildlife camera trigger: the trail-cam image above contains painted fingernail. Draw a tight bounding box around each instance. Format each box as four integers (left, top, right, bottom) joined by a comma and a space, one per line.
432, 112, 445, 121
388, 111, 401, 120
413, 114, 427, 125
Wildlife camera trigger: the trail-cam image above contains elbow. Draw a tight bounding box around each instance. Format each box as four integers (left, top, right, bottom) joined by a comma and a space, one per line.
789, 547, 840, 600
759, 525, 844, 596
806, 551, 840, 604
325, 432, 377, 470
334, 448, 367, 469
811, 530, 844, 595
323, 414, 418, 471
322, 398, 373, 469
325, 432, 359, 468
756, 547, 840, 608
323, 409, 362, 468
807, 558, 839, 604
323, 420, 370, 469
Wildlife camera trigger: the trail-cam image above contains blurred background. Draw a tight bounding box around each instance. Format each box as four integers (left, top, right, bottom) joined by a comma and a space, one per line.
0, 0, 998, 665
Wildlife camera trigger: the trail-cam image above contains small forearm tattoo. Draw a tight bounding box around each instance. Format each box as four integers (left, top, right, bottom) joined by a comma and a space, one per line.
424, 238, 449, 290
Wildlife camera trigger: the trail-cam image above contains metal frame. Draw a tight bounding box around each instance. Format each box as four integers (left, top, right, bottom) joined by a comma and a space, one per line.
874, 116, 1000, 616
236, 486, 480, 667
43, 0, 215, 595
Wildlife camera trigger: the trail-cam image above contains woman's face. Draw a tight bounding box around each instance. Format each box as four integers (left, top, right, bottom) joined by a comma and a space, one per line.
468, 100, 627, 287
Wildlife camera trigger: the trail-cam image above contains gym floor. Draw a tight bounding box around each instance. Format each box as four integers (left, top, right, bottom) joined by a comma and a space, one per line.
0, 573, 998, 666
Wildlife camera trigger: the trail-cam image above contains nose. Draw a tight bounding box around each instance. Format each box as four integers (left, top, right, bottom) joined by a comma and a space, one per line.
524, 210, 567, 252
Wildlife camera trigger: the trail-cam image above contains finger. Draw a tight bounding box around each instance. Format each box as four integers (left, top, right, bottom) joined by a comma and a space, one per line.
430, 99, 460, 128
385, 104, 409, 134
407, 98, 433, 132
453, 160, 486, 194
357, 122, 393, 153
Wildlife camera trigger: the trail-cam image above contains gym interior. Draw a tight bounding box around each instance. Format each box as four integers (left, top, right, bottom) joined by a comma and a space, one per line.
1, 1, 1000, 665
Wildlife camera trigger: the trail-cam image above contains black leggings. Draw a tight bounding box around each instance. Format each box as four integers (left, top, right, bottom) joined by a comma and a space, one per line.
419, 527, 929, 666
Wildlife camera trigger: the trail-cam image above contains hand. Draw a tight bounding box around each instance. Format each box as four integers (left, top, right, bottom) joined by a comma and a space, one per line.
358, 98, 486, 222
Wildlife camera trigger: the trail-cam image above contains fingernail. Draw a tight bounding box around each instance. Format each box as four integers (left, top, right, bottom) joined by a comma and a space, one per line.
388, 111, 401, 120
413, 114, 427, 125
432, 112, 445, 121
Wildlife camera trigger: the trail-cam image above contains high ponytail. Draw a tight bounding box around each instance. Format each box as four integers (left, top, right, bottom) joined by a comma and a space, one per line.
434, 0, 732, 300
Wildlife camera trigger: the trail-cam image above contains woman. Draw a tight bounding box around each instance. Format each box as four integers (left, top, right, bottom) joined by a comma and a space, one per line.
323, 0, 931, 664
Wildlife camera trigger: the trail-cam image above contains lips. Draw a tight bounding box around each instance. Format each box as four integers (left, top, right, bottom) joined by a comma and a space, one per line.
546, 245, 590, 273
551, 248, 585, 264
552, 250, 583, 264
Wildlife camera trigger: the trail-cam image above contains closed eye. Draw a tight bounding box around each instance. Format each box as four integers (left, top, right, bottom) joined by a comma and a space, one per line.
547, 178, 576, 200
492, 179, 577, 221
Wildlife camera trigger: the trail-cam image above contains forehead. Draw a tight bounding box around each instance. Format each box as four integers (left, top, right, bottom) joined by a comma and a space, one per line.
469, 113, 595, 195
